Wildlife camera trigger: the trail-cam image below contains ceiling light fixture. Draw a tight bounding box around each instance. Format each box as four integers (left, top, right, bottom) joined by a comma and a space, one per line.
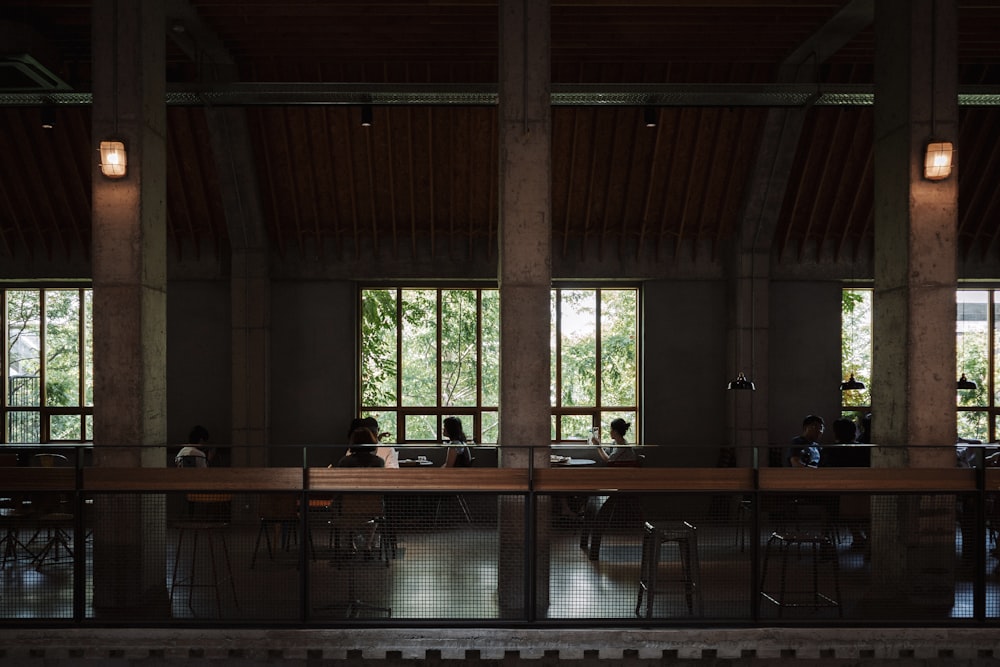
644, 105, 657, 128
924, 141, 954, 180
40, 105, 55, 130
924, 5, 954, 182
957, 373, 977, 390
99, 140, 127, 179
727, 371, 755, 390
840, 374, 865, 391
361, 104, 373, 127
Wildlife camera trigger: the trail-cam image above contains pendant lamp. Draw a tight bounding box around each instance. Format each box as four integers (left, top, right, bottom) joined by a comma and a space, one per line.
840, 374, 865, 391
728, 371, 755, 390
957, 374, 978, 390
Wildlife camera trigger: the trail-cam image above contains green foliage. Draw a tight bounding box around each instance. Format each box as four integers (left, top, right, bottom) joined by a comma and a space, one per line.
360, 286, 638, 444
841, 289, 872, 406
5, 288, 91, 442
360, 290, 397, 407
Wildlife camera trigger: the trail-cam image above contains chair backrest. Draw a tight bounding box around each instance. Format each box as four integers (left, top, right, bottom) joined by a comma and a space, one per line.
0, 452, 18, 467
32, 453, 70, 468
607, 454, 645, 468
259, 493, 299, 519
335, 493, 384, 528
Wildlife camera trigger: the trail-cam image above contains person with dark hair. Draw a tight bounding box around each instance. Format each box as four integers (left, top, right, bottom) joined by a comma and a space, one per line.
442, 416, 473, 467
827, 418, 870, 468
355, 415, 398, 468
784, 414, 825, 467
591, 417, 638, 465
827, 417, 869, 549
175, 425, 211, 467
335, 428, 386, 468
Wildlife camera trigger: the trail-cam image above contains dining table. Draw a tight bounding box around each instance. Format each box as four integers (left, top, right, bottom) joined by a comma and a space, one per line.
398, 458, 435, 467
550, 456, 597, 466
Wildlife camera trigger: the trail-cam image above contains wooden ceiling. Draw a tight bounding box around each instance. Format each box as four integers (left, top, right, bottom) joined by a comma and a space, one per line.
1, 1, 999, 268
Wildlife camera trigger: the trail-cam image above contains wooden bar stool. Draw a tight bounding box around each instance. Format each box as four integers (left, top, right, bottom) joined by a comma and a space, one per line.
170, 494, 237, 616
759, 530, 842, 617
635, 520, 701, 617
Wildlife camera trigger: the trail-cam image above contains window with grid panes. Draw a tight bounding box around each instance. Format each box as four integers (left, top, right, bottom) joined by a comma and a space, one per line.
3, 286, 93, 444
841, 287, 1000, 444
358, 286, 639, 444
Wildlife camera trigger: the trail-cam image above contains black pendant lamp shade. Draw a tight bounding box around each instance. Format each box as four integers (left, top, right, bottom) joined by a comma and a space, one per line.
840, 374, 865, 391
957, 374, 978, 390
728, 371, 755, 390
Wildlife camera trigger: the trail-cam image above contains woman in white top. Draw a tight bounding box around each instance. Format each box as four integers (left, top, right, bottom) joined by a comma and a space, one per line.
591, 418, 638, 464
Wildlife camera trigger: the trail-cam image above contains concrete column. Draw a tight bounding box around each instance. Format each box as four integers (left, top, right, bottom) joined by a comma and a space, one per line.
205, 107, 271, 467
872, 0, 958, 465
497, 0, 551, 617
871, 0, 958, 610
498, 0, 551, 465
91, 0, 168, 614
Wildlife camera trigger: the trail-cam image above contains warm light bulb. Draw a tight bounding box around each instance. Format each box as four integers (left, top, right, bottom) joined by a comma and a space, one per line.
99, 141, 127, 179
924, 141, 953, 181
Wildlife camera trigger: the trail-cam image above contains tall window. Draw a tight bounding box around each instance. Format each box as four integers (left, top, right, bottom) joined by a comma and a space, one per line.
841, 288, 872, 421
841, 287, 1000, 443
551, 287, 638, 442
3, 286, 93, 444
956, 290, 996, 443
359, 286, 639, 444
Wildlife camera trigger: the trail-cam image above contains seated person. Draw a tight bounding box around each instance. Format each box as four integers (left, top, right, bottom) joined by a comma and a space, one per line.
349, 416, 399, 468
442, 416, 474, 467
174, 425, 211, 467
335, 428, 386, 468
784, 414, 824, 467
591, 418, 638, 465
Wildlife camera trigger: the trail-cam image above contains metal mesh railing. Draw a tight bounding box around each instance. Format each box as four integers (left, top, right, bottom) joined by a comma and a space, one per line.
1, 460, 999, 627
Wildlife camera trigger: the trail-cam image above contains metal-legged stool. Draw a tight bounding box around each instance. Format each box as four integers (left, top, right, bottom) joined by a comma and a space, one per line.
636, 520, 701, 617
170, 495, 237, 616
759, 530, 841, 617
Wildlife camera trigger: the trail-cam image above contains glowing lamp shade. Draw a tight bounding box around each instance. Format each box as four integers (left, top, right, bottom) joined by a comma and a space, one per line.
99, 141, 127, 179
924, 141, 953, 181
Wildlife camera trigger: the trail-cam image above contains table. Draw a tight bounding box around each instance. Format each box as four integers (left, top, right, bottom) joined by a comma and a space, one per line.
551, 457, 597, 466
398, 459, 434, 467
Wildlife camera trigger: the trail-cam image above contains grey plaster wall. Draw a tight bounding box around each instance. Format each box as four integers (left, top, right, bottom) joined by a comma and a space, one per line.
161, 275, 849, 467
768, 280, 844, 449
268, 280, 355, 467
642, 279, 728, 467
166, 279, 231, 455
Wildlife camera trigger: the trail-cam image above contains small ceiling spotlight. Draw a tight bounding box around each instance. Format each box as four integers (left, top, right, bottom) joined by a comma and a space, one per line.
643, 105, 657, 128
361, 105, 373, 128
40, 105, 56, 130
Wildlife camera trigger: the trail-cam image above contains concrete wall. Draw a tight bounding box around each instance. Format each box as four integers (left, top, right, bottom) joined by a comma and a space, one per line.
268, 279, 356, 467
166, 279, 231, 458
642, 279, 728, 466
162, 276, 850, 466
768, 279, 844, 448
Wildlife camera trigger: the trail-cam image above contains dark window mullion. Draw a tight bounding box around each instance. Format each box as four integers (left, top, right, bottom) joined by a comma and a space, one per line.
39, 289, 48, 443
395, 288, 403, 414
436, 288, 443, 436
595, 289, 602, 417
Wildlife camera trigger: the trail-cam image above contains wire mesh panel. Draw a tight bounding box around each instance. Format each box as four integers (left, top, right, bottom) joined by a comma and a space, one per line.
543, 491, 753, 621
756, 491, 987, 623
305, 490, 522, 621
0, 475, 80, 620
